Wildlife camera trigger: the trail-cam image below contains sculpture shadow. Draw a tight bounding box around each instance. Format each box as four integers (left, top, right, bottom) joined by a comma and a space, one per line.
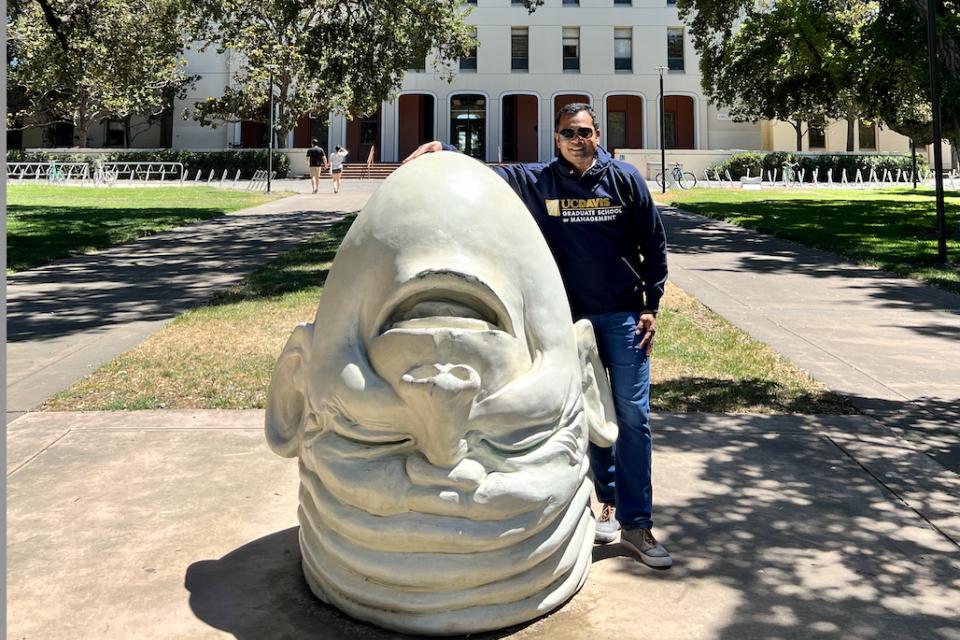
185, 528, 541, 640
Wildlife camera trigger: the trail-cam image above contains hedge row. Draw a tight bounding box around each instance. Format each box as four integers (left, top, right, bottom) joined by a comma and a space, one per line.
708, 152, 929, 182
6, 149, 290, 179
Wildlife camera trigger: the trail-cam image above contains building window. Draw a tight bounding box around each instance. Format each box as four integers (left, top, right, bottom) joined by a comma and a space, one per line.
859, 119, 877, 150
667, 0, 676, 4
563, 27, 580, 71
614, 0, 632, 5
563, 0, 579, 5
809, 120, 826, 149
460, 28, 478, 71
667, 27, 684, 71
408, 55, 426, 72
466, 0, 477, 4
614, 27, 632, 71
511, 27, 529, 71
105, 120, 125, 147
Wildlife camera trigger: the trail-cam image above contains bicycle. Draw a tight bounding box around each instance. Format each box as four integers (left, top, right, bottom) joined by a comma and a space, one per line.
47, 163, 66, 185
655, 162, 698, 189
781, 161, 799, 185
93, 162, 118, 187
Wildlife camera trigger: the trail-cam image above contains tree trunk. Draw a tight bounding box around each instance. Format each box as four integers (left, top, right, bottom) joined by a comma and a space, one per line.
794, 119, 803, 152
123, 115, 132, 149
846, 117, 855, 152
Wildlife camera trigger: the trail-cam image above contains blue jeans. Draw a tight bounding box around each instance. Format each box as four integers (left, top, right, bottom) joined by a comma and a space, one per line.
585, 311, 653, 530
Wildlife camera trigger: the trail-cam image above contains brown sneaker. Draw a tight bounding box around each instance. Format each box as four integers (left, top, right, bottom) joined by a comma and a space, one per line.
594, 503, 620, 544
621, 528, 673, 568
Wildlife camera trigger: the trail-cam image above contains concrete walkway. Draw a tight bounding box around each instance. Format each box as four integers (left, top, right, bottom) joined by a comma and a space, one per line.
6, 410, 959, 639
6, 185, 377, 421
662, 207, 960, 474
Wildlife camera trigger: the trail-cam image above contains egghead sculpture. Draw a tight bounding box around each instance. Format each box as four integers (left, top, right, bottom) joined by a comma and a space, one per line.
265, 152, 618, 635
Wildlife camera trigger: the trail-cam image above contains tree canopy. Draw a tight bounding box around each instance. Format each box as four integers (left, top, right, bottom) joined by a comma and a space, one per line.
7, 0, 195, 146
182, 0, 475, 148
677, 0, 959, 150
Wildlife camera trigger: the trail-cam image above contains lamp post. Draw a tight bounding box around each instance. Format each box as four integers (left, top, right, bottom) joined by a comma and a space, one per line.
657, 65, 667, 194
911, 139, 918, 189
926, 0, 947, 262
267, 71, 274, 194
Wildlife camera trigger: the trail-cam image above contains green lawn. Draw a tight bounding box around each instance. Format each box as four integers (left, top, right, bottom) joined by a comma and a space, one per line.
46, 213, 851, 414
658, 187, 960, 294
6, 185, 286, 272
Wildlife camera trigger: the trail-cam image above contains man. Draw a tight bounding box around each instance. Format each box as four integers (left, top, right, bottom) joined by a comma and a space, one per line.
403, 103, 671, 568
306, 139, 328, 194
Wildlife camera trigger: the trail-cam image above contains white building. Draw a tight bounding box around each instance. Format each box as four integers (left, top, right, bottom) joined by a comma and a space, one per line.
17, 0, 951, 170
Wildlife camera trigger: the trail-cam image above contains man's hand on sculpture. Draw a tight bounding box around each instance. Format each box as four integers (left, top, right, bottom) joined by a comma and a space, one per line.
402, 140, 444, 163
636, 312, 657, 355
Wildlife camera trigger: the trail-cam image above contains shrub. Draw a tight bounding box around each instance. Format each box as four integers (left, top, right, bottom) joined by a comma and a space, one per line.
709, 152, 928, 182
6, 149, 290, 179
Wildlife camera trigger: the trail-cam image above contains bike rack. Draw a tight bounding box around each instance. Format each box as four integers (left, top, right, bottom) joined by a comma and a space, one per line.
7, 162, 90, 183
98, 162, 185, 184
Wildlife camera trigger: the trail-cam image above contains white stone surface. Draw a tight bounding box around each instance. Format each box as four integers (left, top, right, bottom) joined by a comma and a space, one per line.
265, 152, 617, 635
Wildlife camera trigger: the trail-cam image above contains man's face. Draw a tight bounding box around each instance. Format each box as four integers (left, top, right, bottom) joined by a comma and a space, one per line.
555, 110, 600, 170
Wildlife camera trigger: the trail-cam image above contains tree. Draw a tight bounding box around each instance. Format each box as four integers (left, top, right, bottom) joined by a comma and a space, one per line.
677, 0, 863, 151
859, 0, 960, 151
7, 0, 195, 147
182, 0, 475, 148
676, 0, 960, 155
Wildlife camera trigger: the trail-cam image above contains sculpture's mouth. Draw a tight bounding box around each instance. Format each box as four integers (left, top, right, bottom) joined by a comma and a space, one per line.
374, 270, 515, 337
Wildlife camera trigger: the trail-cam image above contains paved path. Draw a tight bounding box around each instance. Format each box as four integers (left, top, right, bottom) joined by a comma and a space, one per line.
6, 186, 376, 420
6, 410, 959, 639
662, 207, 960, 473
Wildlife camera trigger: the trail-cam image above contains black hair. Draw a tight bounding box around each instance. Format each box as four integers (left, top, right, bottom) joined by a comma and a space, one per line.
554, 102, 598, 131
311, 138, 319, 145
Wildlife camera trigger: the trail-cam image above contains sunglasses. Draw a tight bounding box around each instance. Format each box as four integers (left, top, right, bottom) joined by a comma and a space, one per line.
557, 127, 595, 140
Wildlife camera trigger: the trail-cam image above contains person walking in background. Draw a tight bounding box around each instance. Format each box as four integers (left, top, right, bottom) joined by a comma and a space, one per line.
306, 139, 328, 194
329, 145, 349, 193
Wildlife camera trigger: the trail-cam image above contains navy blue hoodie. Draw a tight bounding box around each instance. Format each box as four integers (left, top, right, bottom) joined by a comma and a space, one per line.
443, 145, 668, 318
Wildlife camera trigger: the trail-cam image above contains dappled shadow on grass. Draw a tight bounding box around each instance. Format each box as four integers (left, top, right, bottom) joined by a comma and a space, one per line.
652, 376, 855, 414
209, 215, 356, 305
7, 205, 229, 272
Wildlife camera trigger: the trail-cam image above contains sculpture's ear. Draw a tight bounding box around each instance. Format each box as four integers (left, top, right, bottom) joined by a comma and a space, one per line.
265, 323, 315, 458
575, 319, 618, 448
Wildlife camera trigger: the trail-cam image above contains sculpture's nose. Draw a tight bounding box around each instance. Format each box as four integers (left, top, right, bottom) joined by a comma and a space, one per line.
397, 363, 480, 467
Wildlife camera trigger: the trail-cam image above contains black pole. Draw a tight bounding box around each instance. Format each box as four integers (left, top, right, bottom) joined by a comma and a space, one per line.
927, 0, 947, 262
659, 67, 666, 194
267, 71, 274, 194
911, 139, 918, 189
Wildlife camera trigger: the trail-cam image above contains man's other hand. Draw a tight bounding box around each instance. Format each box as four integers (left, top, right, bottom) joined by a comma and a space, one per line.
403, 141, 444, 163
636, 312, 657, 356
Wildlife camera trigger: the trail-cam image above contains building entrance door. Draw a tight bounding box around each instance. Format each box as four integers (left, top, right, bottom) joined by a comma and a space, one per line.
450, 94, 486, 160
